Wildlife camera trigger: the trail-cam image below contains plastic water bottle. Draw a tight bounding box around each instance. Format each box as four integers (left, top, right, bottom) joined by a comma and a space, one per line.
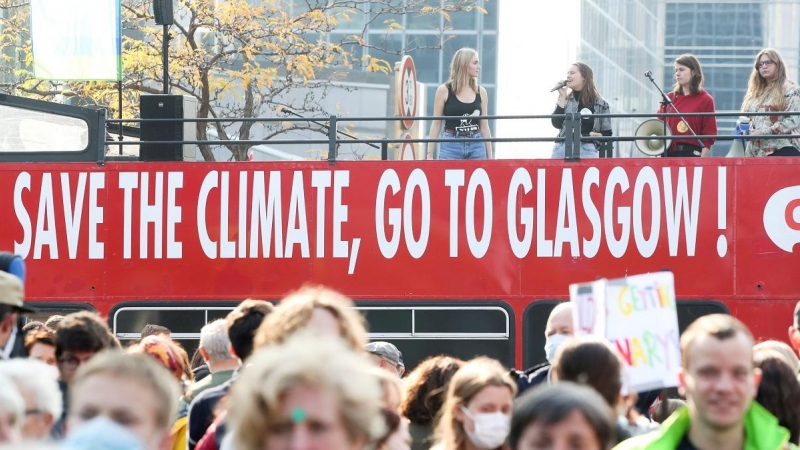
735, 116, 751, 144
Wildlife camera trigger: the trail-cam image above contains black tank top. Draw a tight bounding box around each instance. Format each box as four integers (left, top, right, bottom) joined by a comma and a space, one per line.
443, 84, 482, 132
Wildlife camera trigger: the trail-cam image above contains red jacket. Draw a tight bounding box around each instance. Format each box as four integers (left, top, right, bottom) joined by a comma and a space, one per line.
658, 90, 717, 151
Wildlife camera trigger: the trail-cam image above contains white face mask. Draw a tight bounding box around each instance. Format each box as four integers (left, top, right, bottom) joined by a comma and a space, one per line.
64, 416, 146, 450
460, 406, 510, 450
544, 333, 569, 364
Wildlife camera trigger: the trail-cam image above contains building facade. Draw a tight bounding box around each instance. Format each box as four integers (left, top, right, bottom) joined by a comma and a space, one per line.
663, 0, 800, 155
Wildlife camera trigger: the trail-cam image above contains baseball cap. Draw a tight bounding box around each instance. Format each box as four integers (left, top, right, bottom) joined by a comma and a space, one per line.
0, 270, 34, 313
364, 341, 401, 367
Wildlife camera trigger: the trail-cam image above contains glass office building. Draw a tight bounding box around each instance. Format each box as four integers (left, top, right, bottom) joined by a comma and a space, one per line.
663, 1, 800, 155
578, 0, 664, 157
319, 0, 499, 119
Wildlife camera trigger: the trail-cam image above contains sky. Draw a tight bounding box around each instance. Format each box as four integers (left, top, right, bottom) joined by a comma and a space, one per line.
495, 0, 581, 159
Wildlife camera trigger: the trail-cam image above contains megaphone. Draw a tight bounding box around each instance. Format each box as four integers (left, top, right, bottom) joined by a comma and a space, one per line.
727, 116, 749, 157
726, 140, 745, 157
635, 119, 672, 157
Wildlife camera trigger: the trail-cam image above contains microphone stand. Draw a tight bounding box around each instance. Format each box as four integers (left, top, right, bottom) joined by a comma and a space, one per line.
281, 108, 379, 150
644, 72, 706, 153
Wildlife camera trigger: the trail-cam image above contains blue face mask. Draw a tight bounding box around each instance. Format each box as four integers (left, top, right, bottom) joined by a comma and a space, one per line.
62, 416, 146, 450
544, 333, 570, 364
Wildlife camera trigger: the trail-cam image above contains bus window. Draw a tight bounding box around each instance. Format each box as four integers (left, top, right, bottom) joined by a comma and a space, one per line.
522, 300, 730, 369
109, 301, 515, 372
24, 303, 96, 326
110, 303, 240, 353
356, 302, 514, 371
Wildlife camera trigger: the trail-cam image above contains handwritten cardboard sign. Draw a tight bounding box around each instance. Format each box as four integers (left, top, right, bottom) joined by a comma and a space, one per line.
570, 272, 681, 392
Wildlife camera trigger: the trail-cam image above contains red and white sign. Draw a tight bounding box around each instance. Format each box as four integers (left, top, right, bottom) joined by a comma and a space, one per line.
399, 132, 416, 160
396, 56, 418, 130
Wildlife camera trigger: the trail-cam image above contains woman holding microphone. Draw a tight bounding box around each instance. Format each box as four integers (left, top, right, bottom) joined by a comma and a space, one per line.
551, 62, 612, 159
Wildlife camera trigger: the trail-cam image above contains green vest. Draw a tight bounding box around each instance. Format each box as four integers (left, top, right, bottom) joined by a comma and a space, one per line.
613, 402, 796, 450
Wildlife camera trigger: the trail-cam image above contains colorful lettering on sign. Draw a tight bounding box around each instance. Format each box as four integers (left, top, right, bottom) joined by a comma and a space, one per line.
613, 329, 678, 369
616, 283, 672, 316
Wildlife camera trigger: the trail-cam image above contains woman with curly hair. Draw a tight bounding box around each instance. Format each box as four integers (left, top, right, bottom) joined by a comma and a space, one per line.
400, 356, 465, 450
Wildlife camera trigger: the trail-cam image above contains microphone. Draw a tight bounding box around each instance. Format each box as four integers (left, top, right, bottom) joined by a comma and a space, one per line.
644, 71, 654, 81
550, 80, 567, 92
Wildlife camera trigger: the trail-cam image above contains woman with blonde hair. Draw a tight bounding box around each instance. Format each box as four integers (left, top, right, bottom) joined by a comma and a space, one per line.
227, 330, 387, 450
254, 284, 368, 351
741, 48, 800, 156
551, 62, 613, 158
427, 48, 493, 160
431, 357, 517, 450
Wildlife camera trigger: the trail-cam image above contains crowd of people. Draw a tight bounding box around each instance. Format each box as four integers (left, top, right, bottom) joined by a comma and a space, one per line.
2, 255, 800, 450
427, 47, 800, 159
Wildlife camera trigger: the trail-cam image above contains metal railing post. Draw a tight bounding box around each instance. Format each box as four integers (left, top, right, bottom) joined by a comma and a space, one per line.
381, 138, 389, 160
564, 112, 581, 160
327, 115, 338, 163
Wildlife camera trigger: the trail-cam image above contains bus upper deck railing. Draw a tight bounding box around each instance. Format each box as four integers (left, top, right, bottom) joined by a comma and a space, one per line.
103, 110, 800, 162
1, 93, 799, 164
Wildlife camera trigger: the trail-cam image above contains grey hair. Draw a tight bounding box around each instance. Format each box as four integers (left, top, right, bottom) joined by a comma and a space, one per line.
0, 359, 63, 420
0, 372, 24, 431
200, 319, 234, 361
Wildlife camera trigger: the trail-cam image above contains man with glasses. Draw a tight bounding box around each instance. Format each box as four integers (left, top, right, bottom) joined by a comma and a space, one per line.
50, 311, 119, 439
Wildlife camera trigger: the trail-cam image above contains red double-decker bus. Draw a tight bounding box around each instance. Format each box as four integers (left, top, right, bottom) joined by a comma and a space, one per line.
2, 95, 799, 371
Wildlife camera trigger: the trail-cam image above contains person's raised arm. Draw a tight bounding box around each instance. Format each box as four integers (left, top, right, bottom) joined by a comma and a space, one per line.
427, 85, 448, 159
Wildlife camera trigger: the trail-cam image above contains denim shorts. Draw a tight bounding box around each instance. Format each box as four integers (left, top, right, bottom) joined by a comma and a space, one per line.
438, 132, 488, 160
551, 142, 598, 159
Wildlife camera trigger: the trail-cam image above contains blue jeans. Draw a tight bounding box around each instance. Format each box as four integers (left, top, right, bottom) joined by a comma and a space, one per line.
439, 132, 488, 160
551, 142, 598, 159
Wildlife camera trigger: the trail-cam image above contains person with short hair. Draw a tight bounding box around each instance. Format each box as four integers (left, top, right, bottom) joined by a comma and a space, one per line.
510, 383, 615, 450
67, 351, 181, 450
614, 314, 796, 450
366, 341, 404, 377
226, 330, 387, 450
184, 319, 239, 403
741, 48, 800, 157
141, 323, 172, 340
187, 299, 273, 450
51, 311, 119, 438
24, 329, 56, 366
511, 303, 573, 395
431, 357, 517, 450
0, 359, 62, 440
